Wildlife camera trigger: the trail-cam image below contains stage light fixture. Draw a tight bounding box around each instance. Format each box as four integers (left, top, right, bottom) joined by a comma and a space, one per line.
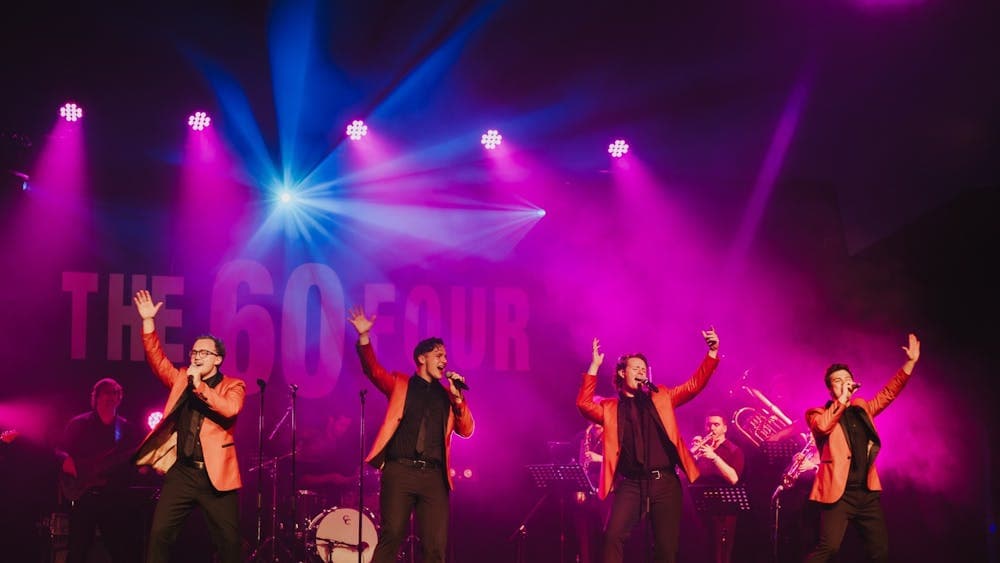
188, 111, 212, 131
481, 129, 502, 150
59, 103, 83, 122
279, 190, 294, 204
346, 120, 368, 141
608, 139, 629, 158
146, 411, 163, 430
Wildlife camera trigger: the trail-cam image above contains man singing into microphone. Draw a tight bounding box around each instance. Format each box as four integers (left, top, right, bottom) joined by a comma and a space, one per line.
576, 328, 720, 563
804, 333, 920, 562
347, 306, 474, 563
131, 290, 245, 563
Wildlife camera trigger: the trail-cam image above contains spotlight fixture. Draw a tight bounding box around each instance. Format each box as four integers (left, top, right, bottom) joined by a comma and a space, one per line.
608, 139, 629, 158
146, 411, 163, 430
188, 111, 212, 131
346, 120, 368, 141
59, 103, 83, 122
481, 129, 502, 150
279, 190, 294, 204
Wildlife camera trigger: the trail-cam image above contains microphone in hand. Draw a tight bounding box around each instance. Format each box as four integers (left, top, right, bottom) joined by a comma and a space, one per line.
637, 378, 659, 393
848, 382, 862, 392
445, 371, 470, 391
636, 379, 660, 393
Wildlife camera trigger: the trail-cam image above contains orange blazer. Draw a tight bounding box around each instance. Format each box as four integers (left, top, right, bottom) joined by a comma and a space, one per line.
133, 331, 246, 492
576, 355, 719, 500
357, 343, 474, 490
806, 367, 912, 504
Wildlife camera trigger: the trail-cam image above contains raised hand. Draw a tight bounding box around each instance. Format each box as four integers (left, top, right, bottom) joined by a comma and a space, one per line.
903, 333, 920, 363
588, 338, 605, 374
133, 290, 163, 320
702, 326, 719, 352
592, 338, 605, 365
347, 306, 375, 335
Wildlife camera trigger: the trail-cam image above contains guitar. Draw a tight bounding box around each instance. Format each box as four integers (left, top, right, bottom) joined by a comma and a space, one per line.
59, 445, 137, 502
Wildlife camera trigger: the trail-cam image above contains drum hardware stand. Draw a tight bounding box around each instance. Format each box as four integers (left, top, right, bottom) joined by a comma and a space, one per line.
401, 513, 420, 563
247, 384, 299, 563
357, 389, 367, 563
255, 378, 266, 553
289, 384, 300, 545
246, 455, 292, 562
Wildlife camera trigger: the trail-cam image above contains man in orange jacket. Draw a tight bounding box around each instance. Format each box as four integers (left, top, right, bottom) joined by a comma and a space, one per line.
577, 329, 720, 563
132, 289, 246, 563
348, 306, 474, 563
804, 333, 920, 562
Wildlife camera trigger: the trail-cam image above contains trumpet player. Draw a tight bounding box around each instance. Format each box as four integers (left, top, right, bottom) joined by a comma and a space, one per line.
576, 327, 720, 563
691, 411, 744, 563
804, 333, 920, 563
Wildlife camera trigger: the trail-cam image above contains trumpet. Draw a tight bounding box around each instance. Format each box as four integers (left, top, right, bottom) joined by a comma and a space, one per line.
689, 431, 717, 460
780, 433, 818, 488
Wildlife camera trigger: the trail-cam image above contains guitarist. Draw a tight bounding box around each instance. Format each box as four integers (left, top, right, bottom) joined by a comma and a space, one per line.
57, 377, 145, 563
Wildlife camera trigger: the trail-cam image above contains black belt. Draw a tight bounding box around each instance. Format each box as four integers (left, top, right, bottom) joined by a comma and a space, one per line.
622, 468, 672, 480
394, 458, 441, 470
179, 458, 206, 470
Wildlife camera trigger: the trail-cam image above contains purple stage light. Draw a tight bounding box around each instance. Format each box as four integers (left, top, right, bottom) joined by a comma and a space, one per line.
346, 119, 368, 141
187, 111, 212, 131
481, 129, 502, 150
59, 103, 83, 122
608, 139, 629, 158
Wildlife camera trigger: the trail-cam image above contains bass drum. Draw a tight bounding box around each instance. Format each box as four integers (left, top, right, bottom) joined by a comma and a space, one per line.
305, 506, 379, 563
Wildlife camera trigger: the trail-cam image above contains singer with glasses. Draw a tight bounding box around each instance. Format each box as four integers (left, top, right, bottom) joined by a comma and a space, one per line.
803, 333, 920, 563
347, 306, 475, 563
130, 289, 246, 563
576, 328, 720, 563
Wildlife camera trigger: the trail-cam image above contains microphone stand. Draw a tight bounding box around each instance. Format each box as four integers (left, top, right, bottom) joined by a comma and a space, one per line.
289, 384, 299, 543
358, 389, 367, 563
255, 379, 266, 552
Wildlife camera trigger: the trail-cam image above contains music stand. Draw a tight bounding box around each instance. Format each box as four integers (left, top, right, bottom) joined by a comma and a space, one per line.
526, 463, 592, 492
510, 464, 592, 563
690, 483, 752, 515
690, 484, 751, 562
761, 439, 802, 466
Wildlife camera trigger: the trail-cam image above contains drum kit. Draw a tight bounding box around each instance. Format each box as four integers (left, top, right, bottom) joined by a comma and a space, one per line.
248, 456, 382, 563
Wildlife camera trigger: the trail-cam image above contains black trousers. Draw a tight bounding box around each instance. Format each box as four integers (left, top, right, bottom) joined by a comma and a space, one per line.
805, 488, 888, 562
373, 460, 449, 563
603, 473, 682, 563
146, 463, 241, 563
67, 488, 143, 563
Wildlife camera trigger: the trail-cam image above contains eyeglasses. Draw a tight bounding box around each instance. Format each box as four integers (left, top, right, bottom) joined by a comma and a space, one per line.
189, 349, 220, 359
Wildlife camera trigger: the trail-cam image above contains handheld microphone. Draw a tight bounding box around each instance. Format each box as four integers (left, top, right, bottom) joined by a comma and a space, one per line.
637, 379, 659, 393
445, 371, 470, 391
848, 382, 862, 392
